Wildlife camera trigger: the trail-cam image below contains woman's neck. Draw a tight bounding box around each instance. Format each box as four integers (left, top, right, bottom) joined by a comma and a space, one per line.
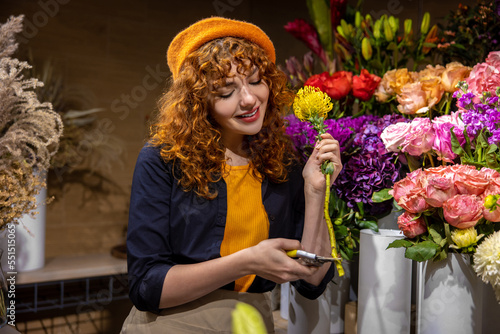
225, 146, 249, 166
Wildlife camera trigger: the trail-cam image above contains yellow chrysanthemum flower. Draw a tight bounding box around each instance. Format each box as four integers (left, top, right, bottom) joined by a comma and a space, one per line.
451, 227, 482, 249
293, 86, 333, 121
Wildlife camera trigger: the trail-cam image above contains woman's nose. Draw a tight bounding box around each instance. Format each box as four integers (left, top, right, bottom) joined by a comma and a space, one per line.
239, 85, 256, 107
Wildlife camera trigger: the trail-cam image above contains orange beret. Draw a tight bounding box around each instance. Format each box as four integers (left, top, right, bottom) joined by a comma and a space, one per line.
167, 17, 276, 80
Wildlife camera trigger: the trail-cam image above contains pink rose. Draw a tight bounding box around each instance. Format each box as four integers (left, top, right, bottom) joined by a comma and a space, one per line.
481, 167, 500, 180
442, 194, 483, 229
397, 211, 427, 239
402, 118, 435, 156
390, 169, 425, 202
486, 51, 500, 68
466, 62, 500, 99
454, 166, 489, 195
424, 175, 457, 207
398, 188, 430, 214
380, 122, 410, 152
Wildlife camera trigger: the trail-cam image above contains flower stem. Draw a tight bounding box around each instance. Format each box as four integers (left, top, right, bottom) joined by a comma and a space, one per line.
324, 173, 344, 277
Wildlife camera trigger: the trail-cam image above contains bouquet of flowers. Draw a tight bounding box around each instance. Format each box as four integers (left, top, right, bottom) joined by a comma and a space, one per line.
375, 62, 472, 117
381, 51, 500, 301
286, 108, 408, 261
0, 16, 63, 229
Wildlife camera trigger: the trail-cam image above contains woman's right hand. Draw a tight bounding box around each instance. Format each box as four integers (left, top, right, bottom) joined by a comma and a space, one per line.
242, 238, 320, 284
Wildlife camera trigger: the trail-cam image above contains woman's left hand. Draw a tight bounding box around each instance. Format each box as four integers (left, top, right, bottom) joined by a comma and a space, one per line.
302, 133, 342, 196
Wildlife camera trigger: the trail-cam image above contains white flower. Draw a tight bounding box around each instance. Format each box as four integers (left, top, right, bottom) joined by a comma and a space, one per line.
473, 231, 500, 302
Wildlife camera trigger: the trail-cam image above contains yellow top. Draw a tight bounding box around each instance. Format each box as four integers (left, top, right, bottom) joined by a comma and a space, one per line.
220, 164, 269, 292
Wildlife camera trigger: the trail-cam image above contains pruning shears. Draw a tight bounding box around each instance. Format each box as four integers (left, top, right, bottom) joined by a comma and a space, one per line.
286, 249, 341, 267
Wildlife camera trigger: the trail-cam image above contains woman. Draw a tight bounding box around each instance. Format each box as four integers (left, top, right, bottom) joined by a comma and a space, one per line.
122, 17, 342, 333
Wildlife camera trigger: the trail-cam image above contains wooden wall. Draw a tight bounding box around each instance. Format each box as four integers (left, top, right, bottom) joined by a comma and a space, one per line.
0, 0, 475, 258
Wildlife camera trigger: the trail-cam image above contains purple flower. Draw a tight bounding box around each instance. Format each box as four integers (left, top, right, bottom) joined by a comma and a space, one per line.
334, 150, 400, 212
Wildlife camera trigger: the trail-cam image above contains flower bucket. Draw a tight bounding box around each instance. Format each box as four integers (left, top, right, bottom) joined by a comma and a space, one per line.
288, 263, 350, 334
357, 229, 412, 334
280, 282, 289, 320
16, 184, 47, 272
0, 181, 47, 273
416, 253, 483, 334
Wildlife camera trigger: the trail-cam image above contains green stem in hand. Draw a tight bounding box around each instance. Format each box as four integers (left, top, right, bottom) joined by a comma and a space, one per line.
324, 173, 344, 277
309, 116, 343, 276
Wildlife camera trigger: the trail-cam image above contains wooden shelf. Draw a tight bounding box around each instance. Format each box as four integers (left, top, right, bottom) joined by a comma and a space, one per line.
16, 253, 127, 285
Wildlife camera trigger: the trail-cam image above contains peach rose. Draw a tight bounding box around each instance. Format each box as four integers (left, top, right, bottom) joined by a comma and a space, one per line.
397, 82, 429, 115
442, 194, 483, 229
441, 62, 472, 93
397, 211, 427, 239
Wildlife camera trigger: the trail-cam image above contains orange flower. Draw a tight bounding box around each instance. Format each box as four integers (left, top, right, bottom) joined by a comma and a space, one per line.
441, 62, 472, 93
397, 82, 428, 115
420, 76, 444, 109
422, 24, 438, 54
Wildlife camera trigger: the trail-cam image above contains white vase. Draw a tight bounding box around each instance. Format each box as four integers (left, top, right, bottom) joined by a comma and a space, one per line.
357, 229, 412, 334
416, 253, 483, 334
280, 282, 290, 320
287, 281, 332, 334
0, 183, 47, 273
481, 281, 500, 334
287, 263, 351, 334
329, 262, 351, 334
377, 207, 402, 230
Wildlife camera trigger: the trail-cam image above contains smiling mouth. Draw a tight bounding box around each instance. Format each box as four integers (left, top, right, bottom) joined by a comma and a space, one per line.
237, 108, 258, 118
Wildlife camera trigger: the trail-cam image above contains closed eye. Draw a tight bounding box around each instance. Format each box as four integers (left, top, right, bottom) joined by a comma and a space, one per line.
219, 91, 233, 99
250, 79, 262, 85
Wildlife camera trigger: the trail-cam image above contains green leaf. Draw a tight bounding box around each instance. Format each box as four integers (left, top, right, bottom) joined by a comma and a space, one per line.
306, 0, 333, 56
371, 188, 393, 203
357, 219, 379, 232
387, 239, 413, 249
334, 225, 349, 238
356, 202, 365, 216
405, 241, 440, 262
428, 227, 443, 244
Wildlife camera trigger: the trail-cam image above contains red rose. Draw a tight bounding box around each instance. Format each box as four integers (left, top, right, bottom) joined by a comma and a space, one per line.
323, 71, 352, 100
352, 69, 381, 101
304, 72, 330, 91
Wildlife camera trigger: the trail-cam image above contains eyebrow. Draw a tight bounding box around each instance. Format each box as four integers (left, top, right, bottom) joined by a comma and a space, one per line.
220, 67, 259, 88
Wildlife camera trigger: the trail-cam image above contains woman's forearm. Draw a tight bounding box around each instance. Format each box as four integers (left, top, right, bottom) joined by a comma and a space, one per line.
159, 249, 252, 308
300, 189, 332, 286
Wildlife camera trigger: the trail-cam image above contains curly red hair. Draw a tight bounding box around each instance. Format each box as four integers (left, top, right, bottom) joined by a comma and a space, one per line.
150, 37, 297, 199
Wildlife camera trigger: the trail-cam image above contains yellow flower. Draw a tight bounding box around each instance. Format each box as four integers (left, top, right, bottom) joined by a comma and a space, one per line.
293, 86, 333, 121
451, 227, 482, 249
